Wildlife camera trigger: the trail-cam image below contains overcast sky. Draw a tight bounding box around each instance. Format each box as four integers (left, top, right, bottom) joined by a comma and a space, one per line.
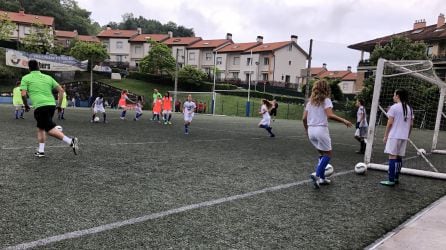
76, 0, 444, 71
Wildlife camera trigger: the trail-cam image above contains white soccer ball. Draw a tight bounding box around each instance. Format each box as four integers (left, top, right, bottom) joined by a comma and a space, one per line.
355, 162, 367, 175
94, 116, 100, 122
311, 164, 334, 177
55, 125, 63, 132
417, 148, 426, 156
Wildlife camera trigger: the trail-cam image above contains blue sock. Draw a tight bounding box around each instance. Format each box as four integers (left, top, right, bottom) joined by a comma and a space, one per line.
316, 156, 331, 179
15, 110, 18, 118
121, 110, 126, 117
185, 124, 188, 133
168, 114, 172, 121
20, 109, 24, 117
388, 159, 397, 182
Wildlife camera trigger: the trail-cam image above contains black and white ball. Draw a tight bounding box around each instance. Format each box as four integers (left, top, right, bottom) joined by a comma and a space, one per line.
55, 125, 63, 132
312, 164, 334, 177
354, 163, 367, 175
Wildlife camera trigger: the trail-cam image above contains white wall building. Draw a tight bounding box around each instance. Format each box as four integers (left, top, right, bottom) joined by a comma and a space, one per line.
128, 29, 169, 68
97, 27, 138, 67
163, 37, 202, 68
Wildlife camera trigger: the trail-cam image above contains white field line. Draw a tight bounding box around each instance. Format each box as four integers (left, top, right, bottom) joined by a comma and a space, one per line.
2, 170, 354, 250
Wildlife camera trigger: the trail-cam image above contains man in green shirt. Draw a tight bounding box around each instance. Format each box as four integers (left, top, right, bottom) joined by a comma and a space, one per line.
21, 60, 79, 157
12, 80, 25, 119
152, 89, 162, 103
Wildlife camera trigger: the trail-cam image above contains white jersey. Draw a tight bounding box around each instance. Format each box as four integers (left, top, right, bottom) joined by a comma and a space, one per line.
94, 97, 104, 108
387, 102, 413, 139
259, 104, 271, 126
183, 101, 196, 114
357, 105, 368, 127
305, 98, 333, 126
135, 102, 143, 113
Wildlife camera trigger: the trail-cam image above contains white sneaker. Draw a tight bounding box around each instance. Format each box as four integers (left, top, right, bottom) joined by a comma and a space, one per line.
319, 178, 331, 185
71, 137, 79, 155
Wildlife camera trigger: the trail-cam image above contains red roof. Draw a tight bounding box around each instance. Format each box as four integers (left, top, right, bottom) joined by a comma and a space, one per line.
342, 72, 357, 81
0, 10, 54, 26
129, 34, 169, 42
187, 39, 232, 49
163, 37, 202, 46
310, 67, 327, 76
97, 29, 138, 38
78, 35, 100, 43
318, 70, 351, 79
55, 30, 77, 38
249, 41, 291, 53
217, 42, 261, 53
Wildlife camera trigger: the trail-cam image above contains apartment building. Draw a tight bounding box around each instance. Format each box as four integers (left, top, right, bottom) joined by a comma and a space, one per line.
186, 33, 233, 76
349, 13, 446, 80
128, 28, 170, 68
308, 64, 364, 94
55, 30, 99, 48
96, 27, 138, 68
163, 36, 202, 68
0, 10, 54, 45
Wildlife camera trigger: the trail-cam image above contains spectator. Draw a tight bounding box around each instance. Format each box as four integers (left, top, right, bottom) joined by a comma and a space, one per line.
198, 102, 204, 113
175, 100, 181, 112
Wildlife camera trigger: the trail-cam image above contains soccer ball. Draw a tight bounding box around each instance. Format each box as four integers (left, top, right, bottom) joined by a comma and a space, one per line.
94, 116, 100, 122
417, 148, 426, 156
312, 164, 334, 177
355, 162, 367, 175
55, 125, 63, 132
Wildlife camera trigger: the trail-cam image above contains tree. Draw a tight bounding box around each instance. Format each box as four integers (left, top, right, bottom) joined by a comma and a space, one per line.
178, 65, 207, 82
69, 40, 108, 63
369, 36, 428, 65
139, 41, 175, 75
0, 13, 15, 41
19, 23, 55, 54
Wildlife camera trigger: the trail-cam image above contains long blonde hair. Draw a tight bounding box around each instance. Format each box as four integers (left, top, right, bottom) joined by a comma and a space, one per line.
310, 79, 331, 106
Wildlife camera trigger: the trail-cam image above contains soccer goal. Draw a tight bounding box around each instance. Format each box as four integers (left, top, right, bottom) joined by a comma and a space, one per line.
362, 59, 446, 180
168, 91, 214, 114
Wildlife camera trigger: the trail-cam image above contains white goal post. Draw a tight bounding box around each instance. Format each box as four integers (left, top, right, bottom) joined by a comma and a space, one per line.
361, 58, 446, 180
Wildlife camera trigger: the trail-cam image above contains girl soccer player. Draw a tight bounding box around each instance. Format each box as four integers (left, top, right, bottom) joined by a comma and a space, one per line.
381, 89, 413, 186
118, 89, 134, 120
303, 79, 352, 188
134, 96, 144, 121
12, 81, 25, 119
354, 99, 368, 154
91, 93, 107, 123
57, 92, 67, 120
259, 99, 275, 137
183, 94, 196, 134
162, 92, 173, 124
152, 95, 162, 122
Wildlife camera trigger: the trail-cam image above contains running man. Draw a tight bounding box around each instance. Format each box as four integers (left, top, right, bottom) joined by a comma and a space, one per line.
20, 60, 79, 157
183, 94, 196, 135
12, 80, 25, 119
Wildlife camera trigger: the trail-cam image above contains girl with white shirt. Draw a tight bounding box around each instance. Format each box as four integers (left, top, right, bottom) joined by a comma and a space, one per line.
381, 89, 413, 186
303, 80, 352, 188
354, 99, 368, 154
258, 99, 275, 137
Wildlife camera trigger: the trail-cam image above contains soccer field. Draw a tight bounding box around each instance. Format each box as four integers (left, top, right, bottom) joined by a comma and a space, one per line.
1, 104, 446, 249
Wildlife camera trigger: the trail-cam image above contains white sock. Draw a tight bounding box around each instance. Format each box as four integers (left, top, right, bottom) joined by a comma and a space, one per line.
38, 143, 45, 153
62, 136, 72, 144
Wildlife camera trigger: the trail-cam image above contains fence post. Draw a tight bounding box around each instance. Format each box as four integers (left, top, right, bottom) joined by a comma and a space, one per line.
222, 100, 224, 114
287, 103, 290, 119
236, 101, 239, 116
245, 101, 250, 117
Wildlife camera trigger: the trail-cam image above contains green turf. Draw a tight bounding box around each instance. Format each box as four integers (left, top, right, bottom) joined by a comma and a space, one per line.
1, 104, 445, 249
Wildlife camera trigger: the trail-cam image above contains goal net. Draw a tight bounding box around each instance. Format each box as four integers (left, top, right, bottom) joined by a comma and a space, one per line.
362, 59, 446, 180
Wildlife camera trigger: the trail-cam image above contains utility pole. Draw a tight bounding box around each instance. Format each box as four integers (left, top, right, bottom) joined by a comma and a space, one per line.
174, 48, 179, 110
212, 50, 217, 115
305, 39, 313, 104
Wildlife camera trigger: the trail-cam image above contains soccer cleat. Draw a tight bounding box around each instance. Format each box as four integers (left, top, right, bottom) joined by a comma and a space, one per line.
380, 180, 395, 186
310, 174, 320, 189
120, 117, 125, 120
71, 137, 79, 155
394, 179, 399, 184
270, 133, 275, 137
34, 152, 45, 158
20, 116, 24, 119
319, 178, 331, 185
168, 121, 172, 125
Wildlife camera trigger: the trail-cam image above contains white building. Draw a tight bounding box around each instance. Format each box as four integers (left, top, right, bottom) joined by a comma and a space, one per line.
97, 27, 138, 68
128, 29, 169, 68
163, 36, 202, 68
1, 10, 54, 44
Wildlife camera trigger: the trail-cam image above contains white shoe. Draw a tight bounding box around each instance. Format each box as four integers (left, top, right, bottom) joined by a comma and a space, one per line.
319, 178, 331, 185
310, 174, 320, 189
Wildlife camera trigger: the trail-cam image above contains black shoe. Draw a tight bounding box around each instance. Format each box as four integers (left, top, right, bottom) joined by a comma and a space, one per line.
71, 137, 79, 155
355, 150, 365, 154
34, 152, 45, 158
20, 116, 24, 119
270, 133, 275, 137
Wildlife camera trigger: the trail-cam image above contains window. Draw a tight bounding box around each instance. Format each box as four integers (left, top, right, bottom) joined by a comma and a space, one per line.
134, 45, 142, 54
116, 55, 123, 62
289, 61, 292, 66
116, 41, 123, 49
262, 73, 268, 81
343, 82, 349, 91
232, 72, 239, 79
216, 57, 222, 65
247, 57, 252, 66
263, 58, 269, 65
24, 27, 31, 35
189, 52, 195, 61
427, 46, 433, 56
233, 57, 240, 65
177, 49, 183, 57
206, 53, 212, 61
285, 75, 290, 83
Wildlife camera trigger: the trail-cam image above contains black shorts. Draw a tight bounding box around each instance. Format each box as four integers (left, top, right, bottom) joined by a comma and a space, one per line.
270, 108, 277, 116
34, 106, 56, 131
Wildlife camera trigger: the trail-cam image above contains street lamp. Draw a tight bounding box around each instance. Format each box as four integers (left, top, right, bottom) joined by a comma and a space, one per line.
174, 48, 179, 110
246, 50, 253, 117
212, 50, 217, 115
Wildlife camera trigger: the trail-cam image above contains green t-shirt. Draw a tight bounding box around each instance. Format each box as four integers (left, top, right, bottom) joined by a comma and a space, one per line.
20, 71, 59, 108
12, 86, 23, 105
152, 92, 162, 102
61, 92, 67, 108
